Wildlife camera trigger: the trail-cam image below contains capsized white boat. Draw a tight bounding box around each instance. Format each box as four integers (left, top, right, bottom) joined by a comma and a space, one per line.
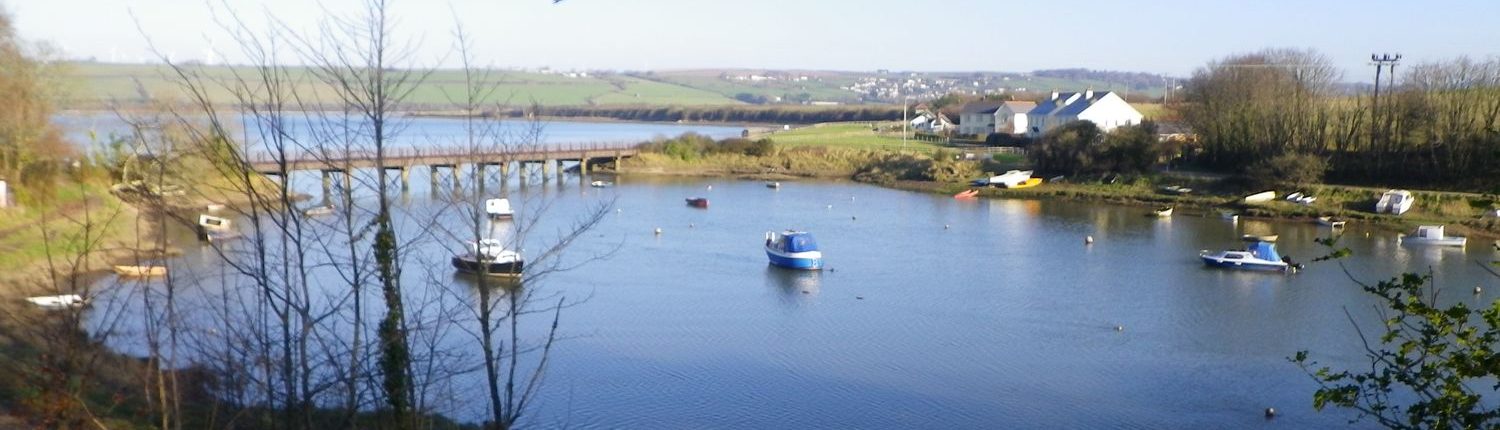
1376, 189, 1414, 215
1401, 225, 1466, 247
26, 294, 86, 310
1243, 191, 1276, 204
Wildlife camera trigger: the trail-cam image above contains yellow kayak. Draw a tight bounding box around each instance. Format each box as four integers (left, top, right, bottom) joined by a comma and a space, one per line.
1005, 178, 1043, 189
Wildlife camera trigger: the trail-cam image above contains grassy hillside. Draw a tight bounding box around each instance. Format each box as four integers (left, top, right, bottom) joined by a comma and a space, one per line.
59, 62, 740, 107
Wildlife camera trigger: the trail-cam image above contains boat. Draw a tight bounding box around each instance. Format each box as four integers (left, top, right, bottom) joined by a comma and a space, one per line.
1401, 225, 1466, 247
1219, 211, 1240, 222
1242, 191, 1276, 204
1004, 178, 1043, 189
485, 198, 514, 219
1286, 192, 1317, 205
590, 180, 614, 188
1316, 216, 1346, 228
26, 294, 86, 310
686, 197, 709, 208
766, 182, 781, 189
953, 189, 979, 199
984, 170, 1034, 188
113, 265, 167, 277
204, 230, 242, 243
1200, 235, 1302, 273
1375, 189, 1414, 215
452, 239, 524, 277
765, 230, 823, 270
198, 214, 232, 231
302, 204, 335, 217
1151, 206, 1174, 217
1160, 185, 1193, 195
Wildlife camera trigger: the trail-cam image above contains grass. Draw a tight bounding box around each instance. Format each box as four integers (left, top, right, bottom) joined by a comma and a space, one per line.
760, 122, 942, 153
0, 180, 137, 276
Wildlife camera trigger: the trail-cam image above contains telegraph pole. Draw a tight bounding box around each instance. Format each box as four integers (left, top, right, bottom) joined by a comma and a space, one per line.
1369, 53, 1401, 149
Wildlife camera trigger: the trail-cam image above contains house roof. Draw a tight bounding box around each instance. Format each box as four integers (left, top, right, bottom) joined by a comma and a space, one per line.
1001, 101, 1036, 113
959, 100, 1006, 115
1030, 91, 1117, 117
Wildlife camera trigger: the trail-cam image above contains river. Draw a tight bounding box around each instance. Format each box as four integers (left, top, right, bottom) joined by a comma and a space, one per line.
72, 118, 1500, 428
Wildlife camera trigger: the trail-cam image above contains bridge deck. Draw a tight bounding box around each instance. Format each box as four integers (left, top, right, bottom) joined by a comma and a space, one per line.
246, 142, 639, 172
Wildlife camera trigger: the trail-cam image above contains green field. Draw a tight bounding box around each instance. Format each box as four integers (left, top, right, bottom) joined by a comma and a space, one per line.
762, 122, 941, 153
58, 62, 742, 107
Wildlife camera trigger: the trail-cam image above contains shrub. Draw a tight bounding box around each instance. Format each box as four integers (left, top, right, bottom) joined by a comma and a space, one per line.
1244, 153, 1326, 189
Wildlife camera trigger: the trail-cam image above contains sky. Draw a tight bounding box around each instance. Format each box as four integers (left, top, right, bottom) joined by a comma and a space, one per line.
8, 0, 1500, 80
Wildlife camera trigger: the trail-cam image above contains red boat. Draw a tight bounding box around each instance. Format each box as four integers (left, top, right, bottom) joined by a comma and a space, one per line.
686, 197, 709, 208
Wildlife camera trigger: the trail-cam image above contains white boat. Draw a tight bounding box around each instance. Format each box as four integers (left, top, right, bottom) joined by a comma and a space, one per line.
1285, 192, 1303, 201
1160, 185, 1193, 195
302, 204, 335, 217
1242, 191, 1276, 204
765, 230, 823, 270
114, 265, 167, 277
1316, 216, 1346, 228
1375, 189, 1414, 215
26, 294, 86, 310
1401, 225, 1466, 247
590, 180, 614, 188
1200, 235, 1301, 273
1295, 195, 1317, 205
485, 198, 514, 219
1151, 206, 1173, 217
984, 170, 1034, 188
452, 239, 524, 277
1219, 211, 1239, 222
766, 182, 781, 189
198, 214, 231, 231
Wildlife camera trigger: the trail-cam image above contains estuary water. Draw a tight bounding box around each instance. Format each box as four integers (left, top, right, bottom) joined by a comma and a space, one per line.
86, 171, 1500, 429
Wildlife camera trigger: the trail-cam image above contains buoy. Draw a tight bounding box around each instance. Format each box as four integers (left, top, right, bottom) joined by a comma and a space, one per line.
944, 224, 950, 230
1264, 407, 1277, 418
707, 185, 713, 190
616, 208, 622, 213
654, 227, 662, 235
851, 196, 856, 201
801, 290, 809, 294
1476, 286, 1484, 294
1085, 235, 1094, 244
827, 205, 833, 209
1114, 325, 1124, 332
689, 223, 695, 228
855, 296, 864, 300
851, 216, 857, 221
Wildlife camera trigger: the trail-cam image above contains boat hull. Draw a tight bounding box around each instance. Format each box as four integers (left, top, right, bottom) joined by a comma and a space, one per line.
452, 256, 524, 277
766, 248, 822, 270
1401, 238, 1467, 247
686, 198, 709, 208
1200, 255, 1289, 272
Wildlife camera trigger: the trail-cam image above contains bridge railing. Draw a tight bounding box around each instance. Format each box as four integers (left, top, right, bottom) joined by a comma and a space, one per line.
244, 141, 642, 167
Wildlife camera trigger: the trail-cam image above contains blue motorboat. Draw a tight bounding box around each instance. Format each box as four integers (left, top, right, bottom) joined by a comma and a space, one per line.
1200, 235, 1302, 273
765, 230, 823, 270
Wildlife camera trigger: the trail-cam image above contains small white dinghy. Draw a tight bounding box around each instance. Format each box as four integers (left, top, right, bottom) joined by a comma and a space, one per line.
1316, 216, 1346, 229
302, 204, 335, 217
1219, 211, 1239, 222
590, 180, 614, 188
1401, 225, 1466, 247
485, 198, 514, 220
26, 294, 86, 310
1151, 206, 1174, 217
1243, 191, 1276, 204
1376, 189, 1414, 215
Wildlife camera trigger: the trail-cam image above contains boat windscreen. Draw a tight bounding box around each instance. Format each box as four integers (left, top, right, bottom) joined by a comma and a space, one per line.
1248, 242, 1281, 262
786, 234, 818, 253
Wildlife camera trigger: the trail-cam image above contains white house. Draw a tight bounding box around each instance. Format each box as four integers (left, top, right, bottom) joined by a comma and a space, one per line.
1025, 90, 1143, 137
909, 111, 953, 133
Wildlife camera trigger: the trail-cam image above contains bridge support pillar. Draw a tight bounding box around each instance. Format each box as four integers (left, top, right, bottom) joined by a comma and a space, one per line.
399, 166, 410, 191
500, 162, 510, 188
342, 170, 353, 196
518, 162, 529, 188
454, 164, 464, 193
542, 159, 553, 183
429, 166, 439, 191
579, 158, 589, 175
321, 171, 333, 201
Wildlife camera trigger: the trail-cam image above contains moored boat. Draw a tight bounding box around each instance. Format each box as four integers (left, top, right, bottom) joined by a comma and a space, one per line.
590, 180, 614, 188
1219, 211, 1239, 222
26, 294, 86, 310
686, 197, 709, 208
302, 204, 335, 217
1401, 225, 1466, 247
1151, 206, 1174, 217
953, 189, 979, 199
1200, 235, 1301, 273
1376, 189, 1414, 215
1005, 178, 1043, 189
485, 198, 514, 219
1242, 191, 1276, 204
114, 265, 167, 277
766, 182, 781, 189
765, 230, 822, 270
1316, 216, 1346, 228
1160, 185, 1193, 195
452, 239, 524, 277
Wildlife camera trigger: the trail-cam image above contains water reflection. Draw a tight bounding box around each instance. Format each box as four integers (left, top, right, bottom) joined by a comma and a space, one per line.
765, 266, 821, 303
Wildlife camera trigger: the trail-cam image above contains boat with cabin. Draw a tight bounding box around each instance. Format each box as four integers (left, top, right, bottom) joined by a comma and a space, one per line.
686, 197, 709, 208
114, 265, 167, 277
485, 198, 514, 219
452, 239, 524, 277
1316, 216, 1346, 228
1200, 235, 1302, 273
1376, 189, 1414, 215
1401, 225, 1466, 247
765, 230, 823, 270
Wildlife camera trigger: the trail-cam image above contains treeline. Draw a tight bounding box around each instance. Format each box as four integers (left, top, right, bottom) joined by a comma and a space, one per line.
1178, 48, 1500, 190
1028, 121, 1173, 177
1032, 68, 1167, 91
500, 105, 903, 124
637, 133, 775, 159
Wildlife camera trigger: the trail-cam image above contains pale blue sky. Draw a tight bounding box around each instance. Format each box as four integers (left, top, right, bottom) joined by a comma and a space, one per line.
9, 0, 1499, 79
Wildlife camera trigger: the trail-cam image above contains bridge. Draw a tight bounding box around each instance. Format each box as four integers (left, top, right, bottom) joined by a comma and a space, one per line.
246, 141, 640, 191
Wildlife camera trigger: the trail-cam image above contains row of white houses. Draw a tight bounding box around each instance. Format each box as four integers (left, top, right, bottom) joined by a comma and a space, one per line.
954, 90, 1143, 137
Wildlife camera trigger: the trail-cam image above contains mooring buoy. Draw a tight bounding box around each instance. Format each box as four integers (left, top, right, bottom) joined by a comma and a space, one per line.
654, 227, 662, 235
1264, 407, 1277, 418
1114, 325, 1124, 332
1085, 235, 1095, 244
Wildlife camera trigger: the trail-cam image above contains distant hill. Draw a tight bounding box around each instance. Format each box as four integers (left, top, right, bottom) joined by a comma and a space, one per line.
55, 62, 1175, 109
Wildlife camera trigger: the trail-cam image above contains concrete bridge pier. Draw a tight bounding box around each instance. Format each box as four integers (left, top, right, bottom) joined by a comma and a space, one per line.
542, 159, 554, 183
499, 162, 510, 188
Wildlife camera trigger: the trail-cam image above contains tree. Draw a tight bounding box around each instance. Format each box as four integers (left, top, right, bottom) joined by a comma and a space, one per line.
1292, 241, 1500, 428
0, 5, 69, 199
